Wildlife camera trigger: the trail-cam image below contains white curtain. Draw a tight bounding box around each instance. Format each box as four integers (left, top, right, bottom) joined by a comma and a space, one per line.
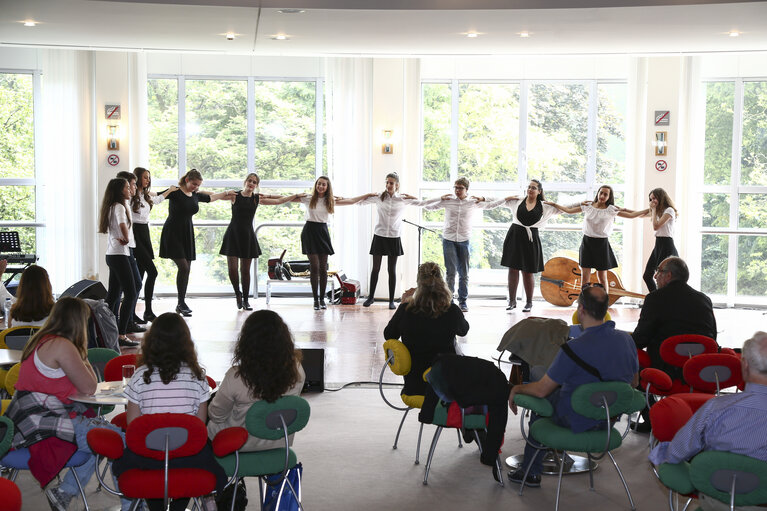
39, 50, 96, 293
324, 58, 373, 284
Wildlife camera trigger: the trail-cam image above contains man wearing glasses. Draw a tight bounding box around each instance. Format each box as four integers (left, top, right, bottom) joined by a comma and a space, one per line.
632, 256, 718, 381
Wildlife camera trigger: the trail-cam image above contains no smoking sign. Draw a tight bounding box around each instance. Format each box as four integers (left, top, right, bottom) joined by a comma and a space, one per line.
655, 160, 667, 172
107, 154, 120, 166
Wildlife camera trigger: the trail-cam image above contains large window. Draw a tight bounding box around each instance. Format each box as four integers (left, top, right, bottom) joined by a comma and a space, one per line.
0, 71, 40, 265
147, 76, 324, 293
420, 80, 628, 293
701, 79, 767, 302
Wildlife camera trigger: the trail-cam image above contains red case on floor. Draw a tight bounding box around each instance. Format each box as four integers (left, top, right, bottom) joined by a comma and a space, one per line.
334, 272, 360, 305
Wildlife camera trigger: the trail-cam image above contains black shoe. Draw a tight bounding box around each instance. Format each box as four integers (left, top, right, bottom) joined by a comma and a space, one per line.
507, 301, 517, 311
177, 303, 192, 313
523, 302, 533, 313
459, 302, 468, 312
175, 305, 192, 317
508, 468, 541, 488
132, 314, 147, 325
388, 301, 396, 310
313, 299, 320, 310
242, 299, 253, 311
631, 420, 652, 434
319, 299, 327, 310
362, 296, 374, 307
235, 292, 243, 310
118, 336, 140, 347
143, 311, 157, 322
126, 322, 146, 334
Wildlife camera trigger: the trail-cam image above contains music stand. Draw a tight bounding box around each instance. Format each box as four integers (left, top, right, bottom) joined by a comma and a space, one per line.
403, 219, 441, 267
0, 232, 21, 252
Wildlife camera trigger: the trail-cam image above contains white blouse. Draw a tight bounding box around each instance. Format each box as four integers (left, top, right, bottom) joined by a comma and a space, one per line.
132, 192, 165, 225
125, 201, 136, 249
359, 193, 432, 238
581, 204, 620, 238
424, 197, 506, 242
655, 207, 676, 238
106, 203, 130, 256
504, 199, 561, 241
300, 195, 331, 223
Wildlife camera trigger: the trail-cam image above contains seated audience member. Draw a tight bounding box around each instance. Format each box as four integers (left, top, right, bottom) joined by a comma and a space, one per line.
632, 256, 718, 380
383, 261, 469, 397
207, 309, 306, 451
5, 297, 126, 511
419, 354, 510, 480
649, 332, 767, 511
9, 265, 55, 327
112, 313, 226, 511
507, 285, 639, 488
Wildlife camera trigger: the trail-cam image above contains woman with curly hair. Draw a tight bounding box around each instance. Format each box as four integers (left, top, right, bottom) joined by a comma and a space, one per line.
207, 309, 305, 451
8, 264, 54, 327
383, 261, 469, 397
112, 313, 226, 511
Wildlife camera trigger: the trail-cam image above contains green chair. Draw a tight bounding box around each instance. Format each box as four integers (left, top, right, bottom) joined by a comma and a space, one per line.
657, 451, 767, 511
87, 347, 120, 383
514, 381, 643, 511
214, 395, 311, 511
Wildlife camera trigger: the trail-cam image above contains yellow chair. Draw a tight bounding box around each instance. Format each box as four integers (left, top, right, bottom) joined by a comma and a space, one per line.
571, 309, 611, 325
4, 363, 21, 397
0, 326, 40, 350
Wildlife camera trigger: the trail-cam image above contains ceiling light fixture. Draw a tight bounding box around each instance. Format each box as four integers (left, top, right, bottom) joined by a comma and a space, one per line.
277, 9, 305, 14
272, 34, 288, 41
466, 32, 479, 38
519, 31, 531, 38
728, 30, 741, 37
23, 20, 37, 27
226, 33, 235, 41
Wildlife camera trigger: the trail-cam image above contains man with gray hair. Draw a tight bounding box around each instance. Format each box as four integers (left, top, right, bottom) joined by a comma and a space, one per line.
649, 332, 767, 508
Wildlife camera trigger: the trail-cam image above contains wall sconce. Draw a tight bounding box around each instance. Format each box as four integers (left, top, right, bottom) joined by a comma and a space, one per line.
654, 131, 667, 156
382, 129, 393, 154
107, 124, 120, 151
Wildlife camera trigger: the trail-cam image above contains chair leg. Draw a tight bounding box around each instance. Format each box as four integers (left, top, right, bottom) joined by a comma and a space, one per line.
608, 450, 636, 511
473, 430, 483, 455
588, 453, 595, 490
415, 422, 424, 465
393, 408, 411, 450
423, 426, 443, 485
231, 477, 240, 511
70, 466, 90, 511
456, 428, 463, 448
8, 468, 18, 482
495, 455, 505, 488
518, 447, 543, 496
554, 450, 566, 511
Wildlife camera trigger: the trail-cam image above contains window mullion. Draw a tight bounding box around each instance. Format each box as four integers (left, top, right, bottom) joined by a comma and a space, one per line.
586, 81, 598, 191
315, 79, 324, 178
177, 76, 186, 177
450, 79, 459, 182
727, 78, 744, 303
518, 81, 529, 187
248, 77, 255, 174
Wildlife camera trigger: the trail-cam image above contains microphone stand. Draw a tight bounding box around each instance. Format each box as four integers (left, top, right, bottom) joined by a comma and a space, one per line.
403, 219, 441, 268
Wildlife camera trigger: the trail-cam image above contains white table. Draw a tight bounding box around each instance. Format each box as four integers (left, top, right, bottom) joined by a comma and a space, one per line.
70, 381, 128, 406
0, 349, 22, 367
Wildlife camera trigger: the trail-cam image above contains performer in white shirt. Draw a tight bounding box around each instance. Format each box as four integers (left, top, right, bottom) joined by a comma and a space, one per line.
642, 187, 678, 292
290, 176, 374, 310
548, 185, 645, 293
423, 177, 510, 312
358, 172, 431, 310
131, 167, 177, 322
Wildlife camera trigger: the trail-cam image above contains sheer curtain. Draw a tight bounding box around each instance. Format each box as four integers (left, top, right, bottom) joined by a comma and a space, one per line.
39, 50, 96, 293
324, 58, 374, 285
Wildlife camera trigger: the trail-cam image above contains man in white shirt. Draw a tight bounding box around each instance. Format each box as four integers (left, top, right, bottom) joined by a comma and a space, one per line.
424, 177, 507, 312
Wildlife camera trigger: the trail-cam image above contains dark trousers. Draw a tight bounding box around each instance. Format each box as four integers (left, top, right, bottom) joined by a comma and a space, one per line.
106, 254, 138, 335
133, 224, 158, 312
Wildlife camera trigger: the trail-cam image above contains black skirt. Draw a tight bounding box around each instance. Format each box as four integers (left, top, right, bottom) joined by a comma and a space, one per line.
500, 224, 544, 273
579, 235, 618, 270
645, 236, 678, 273
301, 221, 334, 255
370, 235, 404, 256
132, 223, 154, 260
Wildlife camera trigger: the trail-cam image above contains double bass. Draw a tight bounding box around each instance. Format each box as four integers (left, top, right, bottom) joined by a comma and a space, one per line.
539, 256, 645, 307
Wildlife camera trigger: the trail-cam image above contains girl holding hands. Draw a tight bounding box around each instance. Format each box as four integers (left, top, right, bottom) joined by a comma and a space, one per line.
642, 188, 678, 292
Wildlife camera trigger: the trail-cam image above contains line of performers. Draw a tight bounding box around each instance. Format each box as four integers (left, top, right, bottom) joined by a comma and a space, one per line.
99, 168, 678, 338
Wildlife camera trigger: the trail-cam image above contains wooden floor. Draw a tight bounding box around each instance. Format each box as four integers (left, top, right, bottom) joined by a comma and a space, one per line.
129, 296, 765, 386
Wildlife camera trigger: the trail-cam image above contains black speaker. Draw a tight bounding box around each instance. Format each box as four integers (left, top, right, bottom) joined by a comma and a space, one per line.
300, 348, 325, 393
60, 279, 108, 300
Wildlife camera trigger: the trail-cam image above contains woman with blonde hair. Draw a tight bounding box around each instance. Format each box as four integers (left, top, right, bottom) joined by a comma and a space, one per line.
383, 262, 469, 397
8, 264, 54, 327
643, 187, 678, 292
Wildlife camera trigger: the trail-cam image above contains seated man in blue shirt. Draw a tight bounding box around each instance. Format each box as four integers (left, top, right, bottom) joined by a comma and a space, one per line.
649, 331, 767, 511
507, 284, 639, 487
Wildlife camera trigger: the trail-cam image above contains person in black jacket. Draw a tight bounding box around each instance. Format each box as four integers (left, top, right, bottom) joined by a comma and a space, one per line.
632, 256, 718, 380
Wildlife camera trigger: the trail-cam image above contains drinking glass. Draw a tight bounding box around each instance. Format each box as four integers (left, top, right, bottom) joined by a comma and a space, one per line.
122, 364, 135, 386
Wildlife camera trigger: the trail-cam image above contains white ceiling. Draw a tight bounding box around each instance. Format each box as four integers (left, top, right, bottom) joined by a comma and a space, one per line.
0, 0, 765, 56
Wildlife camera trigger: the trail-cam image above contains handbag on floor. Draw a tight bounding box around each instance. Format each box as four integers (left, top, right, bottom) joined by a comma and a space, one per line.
216, 478, 247, 511
262, 463, 302, 511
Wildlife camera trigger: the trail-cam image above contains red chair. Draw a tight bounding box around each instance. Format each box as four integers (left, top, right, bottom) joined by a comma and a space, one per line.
0, 477, 22, 511
87, 413, 245, 510
640, 335, 719, 400
103, 354, 138, 383
682, 353, 742, 395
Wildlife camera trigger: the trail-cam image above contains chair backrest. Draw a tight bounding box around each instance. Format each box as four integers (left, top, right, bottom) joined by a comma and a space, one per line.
659, 334, 719, 368
206, 375, 217, 390
4, 363, 21, 396
87, 348, 120, 382
125, 413, 208, 461
382, 339, 412, 376
0, 415, 14, 458
0, 326, 40, 350
690, 451, 767, 507
649, 395, 695, 442
104, 353, 138, 382
245, 395, 311, 441
683, 353, 743, 394
570, 381, 637, 420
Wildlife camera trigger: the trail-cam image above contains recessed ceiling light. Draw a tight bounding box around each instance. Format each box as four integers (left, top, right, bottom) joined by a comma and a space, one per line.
467, 32, 479, 38
226, 33, 235, 41
272, 34, 289, 41
277, 9, 305, 14
519, 31, 531, 38
728, 30, 741, 37
22, 20, 37, 27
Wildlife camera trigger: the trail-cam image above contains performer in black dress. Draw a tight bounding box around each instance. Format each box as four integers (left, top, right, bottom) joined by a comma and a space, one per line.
500, 180, 560, 312
219, 173, 303, 311
642, 187, 677, 292
159, 169, 232, 317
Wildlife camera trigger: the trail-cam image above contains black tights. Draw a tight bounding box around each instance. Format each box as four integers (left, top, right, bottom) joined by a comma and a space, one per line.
172, 258, 191, 306
134, 245, 158, 315
226, 256, 253, 297
369, 255, 398, 302
508, 269, 534, 304
308, 254, 328, 301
